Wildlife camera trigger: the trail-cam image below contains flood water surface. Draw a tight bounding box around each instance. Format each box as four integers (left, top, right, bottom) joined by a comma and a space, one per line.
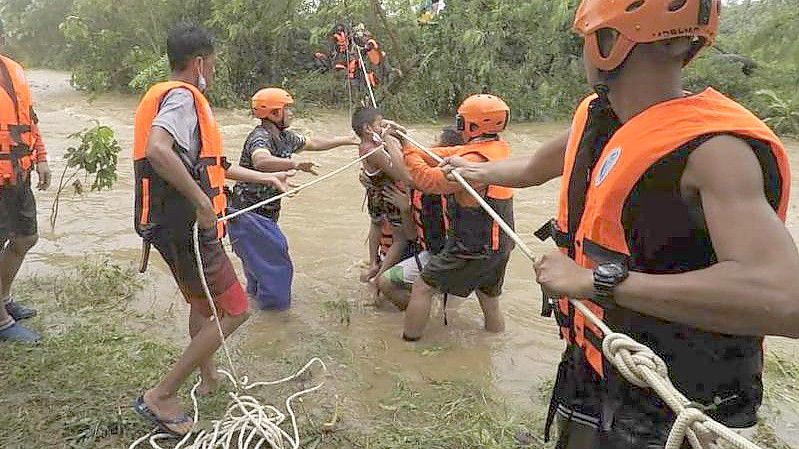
22, 70, 799, 443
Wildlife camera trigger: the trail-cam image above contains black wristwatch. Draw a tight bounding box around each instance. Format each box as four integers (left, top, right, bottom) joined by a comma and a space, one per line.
593, 262, 628, 306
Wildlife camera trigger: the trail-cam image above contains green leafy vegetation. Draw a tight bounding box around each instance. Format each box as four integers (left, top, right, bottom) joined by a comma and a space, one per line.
1, 0, 795, 133
50, 122, 120, 229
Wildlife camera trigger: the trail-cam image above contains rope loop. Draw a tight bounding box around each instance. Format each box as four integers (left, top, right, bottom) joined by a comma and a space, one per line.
602, 332, 669, 388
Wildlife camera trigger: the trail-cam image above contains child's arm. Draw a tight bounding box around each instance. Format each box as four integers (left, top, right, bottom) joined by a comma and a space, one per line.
384, 184, 416, 242
366, 135, 413, 185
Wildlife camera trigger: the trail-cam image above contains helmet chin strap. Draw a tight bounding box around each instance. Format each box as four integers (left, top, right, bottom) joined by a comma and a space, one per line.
593, 82, 611, 105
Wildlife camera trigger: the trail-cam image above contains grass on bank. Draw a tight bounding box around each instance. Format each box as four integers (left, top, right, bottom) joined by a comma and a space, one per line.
0, 260, 552, 448
0, 260, 796, 448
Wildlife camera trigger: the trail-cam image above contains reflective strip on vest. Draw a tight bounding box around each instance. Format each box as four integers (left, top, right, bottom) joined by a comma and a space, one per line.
0, 55, 35, 186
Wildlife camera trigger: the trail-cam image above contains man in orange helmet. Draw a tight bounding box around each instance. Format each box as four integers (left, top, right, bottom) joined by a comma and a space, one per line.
442, 1, 798, 447
232, 87, 358, 222
398, 94, 515, 341
0, 18, 51, 343
228, 87, 357, 310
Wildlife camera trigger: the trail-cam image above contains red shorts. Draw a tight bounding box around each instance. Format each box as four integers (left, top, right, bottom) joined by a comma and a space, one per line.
151, 225, 247, 317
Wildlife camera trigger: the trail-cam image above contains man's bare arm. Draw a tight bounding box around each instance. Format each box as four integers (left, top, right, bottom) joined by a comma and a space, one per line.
613, 135, 799, 337
300, 135, 359, 152
441, 130, 569, 188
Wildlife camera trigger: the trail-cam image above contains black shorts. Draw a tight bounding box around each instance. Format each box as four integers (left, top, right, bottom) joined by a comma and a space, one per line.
420, 248, 510, 298
150, 225, 247, 317
0, 178, 38, 247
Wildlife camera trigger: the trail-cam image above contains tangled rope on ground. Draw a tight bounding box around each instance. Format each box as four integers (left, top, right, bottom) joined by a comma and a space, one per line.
129, 358, 327, 449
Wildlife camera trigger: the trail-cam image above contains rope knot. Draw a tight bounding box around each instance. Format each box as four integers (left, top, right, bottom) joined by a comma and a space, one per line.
602, 332, 669, 388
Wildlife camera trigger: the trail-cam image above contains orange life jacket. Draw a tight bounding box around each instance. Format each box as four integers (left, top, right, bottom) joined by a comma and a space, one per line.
411, 189, 447, 254
446, 140, 515, 256
133, 81, 228, 240
334, 32, 348, 54
366, 71, 378, 87
366, 39, 383, 65
0, 55, 36, 186
547, 88, 790, 378
347, 58, 359, 80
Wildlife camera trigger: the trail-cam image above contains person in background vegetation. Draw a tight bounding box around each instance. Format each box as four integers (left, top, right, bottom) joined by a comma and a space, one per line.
0, 18, 51, 343
228, 87, 358, 311
131, 23, 290, 436
443, 0, 798, 447
330, 24, 349, 72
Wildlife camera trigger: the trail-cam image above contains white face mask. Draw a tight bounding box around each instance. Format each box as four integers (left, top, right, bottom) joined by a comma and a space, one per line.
197, 58, 207, 93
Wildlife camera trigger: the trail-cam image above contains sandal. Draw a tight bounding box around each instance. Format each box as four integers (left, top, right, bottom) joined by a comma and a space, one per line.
133, 395, 192, 437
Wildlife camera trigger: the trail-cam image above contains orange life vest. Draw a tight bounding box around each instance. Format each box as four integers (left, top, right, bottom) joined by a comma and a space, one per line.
366, 39, 383, 65
334, 32, 348, 54
133, 81, 228, 240
548, 88, 790, 378
366, 71, 378, 87
0, 55, 36, 186
446, 140, 515, 256
347, 58, 359, 80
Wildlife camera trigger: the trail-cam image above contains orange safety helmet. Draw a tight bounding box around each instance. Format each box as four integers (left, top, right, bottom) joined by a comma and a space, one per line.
574, 0, 721, 72
456, 94, 510, 140
251, 88, 294, 125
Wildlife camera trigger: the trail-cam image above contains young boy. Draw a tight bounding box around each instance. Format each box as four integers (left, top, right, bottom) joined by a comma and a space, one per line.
378, 127, 462, 309
351, 107, 412, 283
229, 87, 358, 310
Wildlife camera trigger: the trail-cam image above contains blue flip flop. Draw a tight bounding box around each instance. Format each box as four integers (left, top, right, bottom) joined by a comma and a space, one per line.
5, 298, 37, 321
133, 395, 192, 438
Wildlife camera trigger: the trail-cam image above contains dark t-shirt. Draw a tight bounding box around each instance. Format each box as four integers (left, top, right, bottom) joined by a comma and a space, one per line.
232, 125, 305, 220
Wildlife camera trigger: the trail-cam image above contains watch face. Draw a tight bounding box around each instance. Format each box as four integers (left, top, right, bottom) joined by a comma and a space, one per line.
597, 262, 624, 278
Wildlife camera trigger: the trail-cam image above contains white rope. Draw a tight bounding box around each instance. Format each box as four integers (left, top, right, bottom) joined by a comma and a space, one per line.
354, 44, 378, 109
221, 145, 383, 223
398, 131, 766, 449
130, 150, 378, 448
128, 359, 328, 449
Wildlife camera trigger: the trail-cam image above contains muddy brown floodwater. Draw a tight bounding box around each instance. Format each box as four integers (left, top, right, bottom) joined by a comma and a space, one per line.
22, 70, 799, 445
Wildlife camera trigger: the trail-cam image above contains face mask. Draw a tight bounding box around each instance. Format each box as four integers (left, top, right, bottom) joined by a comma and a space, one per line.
197, 58, 207, 93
